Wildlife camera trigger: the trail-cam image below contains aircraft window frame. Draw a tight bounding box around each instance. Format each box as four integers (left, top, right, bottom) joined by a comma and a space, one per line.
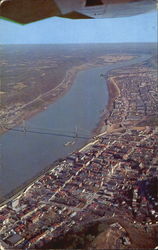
85, 0, 104, 7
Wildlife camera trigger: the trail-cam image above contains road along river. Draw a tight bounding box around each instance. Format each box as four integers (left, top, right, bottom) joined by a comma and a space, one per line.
0, 54, 150, 201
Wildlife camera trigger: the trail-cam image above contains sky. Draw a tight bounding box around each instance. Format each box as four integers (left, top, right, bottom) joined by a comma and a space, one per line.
0, 10, 157, 44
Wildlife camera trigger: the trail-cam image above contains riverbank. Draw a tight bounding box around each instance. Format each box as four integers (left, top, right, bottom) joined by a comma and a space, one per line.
0, 158, 63, 207
94, 74, 120, 135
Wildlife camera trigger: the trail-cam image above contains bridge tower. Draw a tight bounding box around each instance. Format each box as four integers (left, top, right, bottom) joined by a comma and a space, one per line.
75, 126, 78, 138
0, 144, 3, 170
22, 120, 27, 134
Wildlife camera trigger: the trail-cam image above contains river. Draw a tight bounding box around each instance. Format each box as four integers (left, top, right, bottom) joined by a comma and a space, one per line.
0, 53, 150, 200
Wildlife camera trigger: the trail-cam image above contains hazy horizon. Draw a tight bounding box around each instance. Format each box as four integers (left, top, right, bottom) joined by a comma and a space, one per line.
0, 42, 157, 45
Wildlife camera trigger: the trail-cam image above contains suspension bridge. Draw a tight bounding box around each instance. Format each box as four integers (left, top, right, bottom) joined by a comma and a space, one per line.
1, 121, 91, 140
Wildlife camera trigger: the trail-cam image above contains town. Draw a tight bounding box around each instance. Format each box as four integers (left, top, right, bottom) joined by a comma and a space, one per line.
0, 58, 158, 249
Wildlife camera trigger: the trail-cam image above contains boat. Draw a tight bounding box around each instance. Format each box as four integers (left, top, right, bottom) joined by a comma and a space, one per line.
64, 141, 72, 146
64, 141, 75, 146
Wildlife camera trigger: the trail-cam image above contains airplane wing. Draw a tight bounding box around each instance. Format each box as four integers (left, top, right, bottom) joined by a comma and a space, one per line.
0, 0, 157, 24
